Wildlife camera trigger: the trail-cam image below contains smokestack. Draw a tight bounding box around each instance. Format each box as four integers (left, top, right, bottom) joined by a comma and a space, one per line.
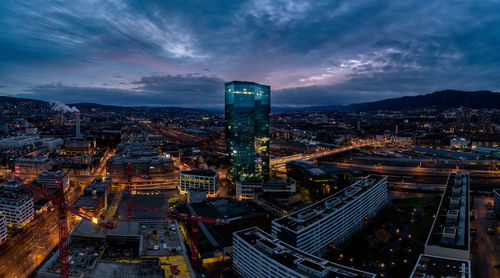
395, 124, 398, 134
75, 112, 81, 137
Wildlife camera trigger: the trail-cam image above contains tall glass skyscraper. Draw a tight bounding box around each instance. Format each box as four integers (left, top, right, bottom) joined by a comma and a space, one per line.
225, 81, 270, 182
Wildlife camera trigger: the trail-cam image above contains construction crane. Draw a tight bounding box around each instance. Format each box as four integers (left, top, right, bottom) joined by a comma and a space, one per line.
129, 202, 228, 273
17, 177, 117, 278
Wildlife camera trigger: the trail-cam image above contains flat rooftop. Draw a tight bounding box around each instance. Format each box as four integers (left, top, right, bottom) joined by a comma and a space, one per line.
180, 169, 218, 177
235, 227, 376, 278
426, 172, 469, 250
410, 254, 470, 278
117, 193, 167, 220
273, 175, 386, 231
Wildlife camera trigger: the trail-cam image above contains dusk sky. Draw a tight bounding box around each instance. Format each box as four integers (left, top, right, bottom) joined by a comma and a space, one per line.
1, 1, 500, 107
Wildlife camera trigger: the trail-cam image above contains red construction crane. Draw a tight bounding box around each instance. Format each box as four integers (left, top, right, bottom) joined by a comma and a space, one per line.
129, 202, 228, 273
17, 178, 117, 278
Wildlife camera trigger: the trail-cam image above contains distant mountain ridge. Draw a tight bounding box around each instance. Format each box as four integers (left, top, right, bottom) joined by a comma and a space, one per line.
2, 89, 499, 113
272, 90, 500, 112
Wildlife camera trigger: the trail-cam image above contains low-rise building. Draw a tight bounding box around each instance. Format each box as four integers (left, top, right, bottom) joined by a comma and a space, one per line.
178, 169, 219, 197
74, 178, 111, 216
36, 171, 70, 192
493, 189, 500, 216
14, 156, 54, 175
236, 179, 296, 200
272, 175, 387, 256
233, 227, 376, 278
0, 214, 7, 245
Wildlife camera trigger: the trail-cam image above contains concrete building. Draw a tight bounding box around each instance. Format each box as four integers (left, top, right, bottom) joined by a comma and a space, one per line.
0, 188, 34, 228
178, 169, 219, 197
0, 214, 7, 245
36, 171, 70, 192
73, 178, 111, 216
410, 254, 470, 278
425, 172, 470, 260
14, 156, 54, 175
64, 136, 96, 155
233, 227, 376, 278
107, 142, 174, 177
272, 175, 388, 256
236, 179, 296, 200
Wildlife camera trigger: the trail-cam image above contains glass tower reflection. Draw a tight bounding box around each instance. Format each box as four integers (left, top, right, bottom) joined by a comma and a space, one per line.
225, 81, 270, 182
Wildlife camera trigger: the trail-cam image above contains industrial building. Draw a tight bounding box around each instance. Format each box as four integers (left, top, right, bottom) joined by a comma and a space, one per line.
425, 172, 470, 260
178, 169, 219, 197
0, 182, 34, 228
272, 175, 388, 256
233, 227, 376, 278
236, 179, 296, 200
0, 214, 7, 245
74, 178, 112, 216
36, 170, 70, 192
410, 254, 470, 278
225, 81, 270, 182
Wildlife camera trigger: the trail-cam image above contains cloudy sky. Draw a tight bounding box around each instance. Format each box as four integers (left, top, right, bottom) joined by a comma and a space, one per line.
1, 1, 499, 107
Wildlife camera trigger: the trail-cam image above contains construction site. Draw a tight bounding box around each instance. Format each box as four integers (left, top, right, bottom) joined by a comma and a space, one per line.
37, 219, 193, 278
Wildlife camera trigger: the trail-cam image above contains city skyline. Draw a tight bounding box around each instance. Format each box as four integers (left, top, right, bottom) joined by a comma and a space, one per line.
1, 1, 500, 107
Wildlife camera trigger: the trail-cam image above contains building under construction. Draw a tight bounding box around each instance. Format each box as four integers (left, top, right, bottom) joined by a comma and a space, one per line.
37, 219, 193, 278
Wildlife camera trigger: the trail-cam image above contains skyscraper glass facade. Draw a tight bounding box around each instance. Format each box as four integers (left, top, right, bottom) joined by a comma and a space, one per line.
225, 81, 270, 182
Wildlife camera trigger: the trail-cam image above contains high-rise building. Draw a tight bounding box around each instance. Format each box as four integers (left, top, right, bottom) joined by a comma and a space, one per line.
225, 81, 270, 182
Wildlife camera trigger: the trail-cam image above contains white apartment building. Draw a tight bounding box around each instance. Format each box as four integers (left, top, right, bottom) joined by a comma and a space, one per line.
0, 191, 34, 228
0, 214, 7, 245
36, 171, 70, 192
178, 169, 219, 197
272, 175, 388, 256
424, 172, 470, 260
233, 227, 376, 278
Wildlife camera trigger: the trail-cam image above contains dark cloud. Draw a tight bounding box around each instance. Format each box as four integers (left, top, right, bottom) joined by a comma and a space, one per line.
19, 75, 226, 107
1, 1, 500, 107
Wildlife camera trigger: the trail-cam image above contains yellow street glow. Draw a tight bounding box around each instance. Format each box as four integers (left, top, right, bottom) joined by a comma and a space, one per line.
91, 217, 98, 224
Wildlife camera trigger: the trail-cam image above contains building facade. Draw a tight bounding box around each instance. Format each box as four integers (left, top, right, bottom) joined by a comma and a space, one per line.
236, 179, 296, 200
178, 169, 219, 197
0, 214, 7, 245
14, 156, 54, 175
225, 81, 270, 182
233, 227, 376, 278
36, 171, 70, 192
0, 191, 34, 228
272, 175, 388, 256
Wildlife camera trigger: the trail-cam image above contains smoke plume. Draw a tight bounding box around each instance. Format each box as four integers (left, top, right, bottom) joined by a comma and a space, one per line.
50, 100, 79, 113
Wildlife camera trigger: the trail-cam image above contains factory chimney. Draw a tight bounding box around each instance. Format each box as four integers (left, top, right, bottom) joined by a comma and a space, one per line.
395, 124, 398, 134
75, 112, 81, 137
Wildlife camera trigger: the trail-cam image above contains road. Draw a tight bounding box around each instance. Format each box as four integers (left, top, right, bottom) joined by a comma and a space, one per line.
270, 140, 380, 168
0, 185, 82, 278
319, 161, 500, 179
471, 195, 500, 278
